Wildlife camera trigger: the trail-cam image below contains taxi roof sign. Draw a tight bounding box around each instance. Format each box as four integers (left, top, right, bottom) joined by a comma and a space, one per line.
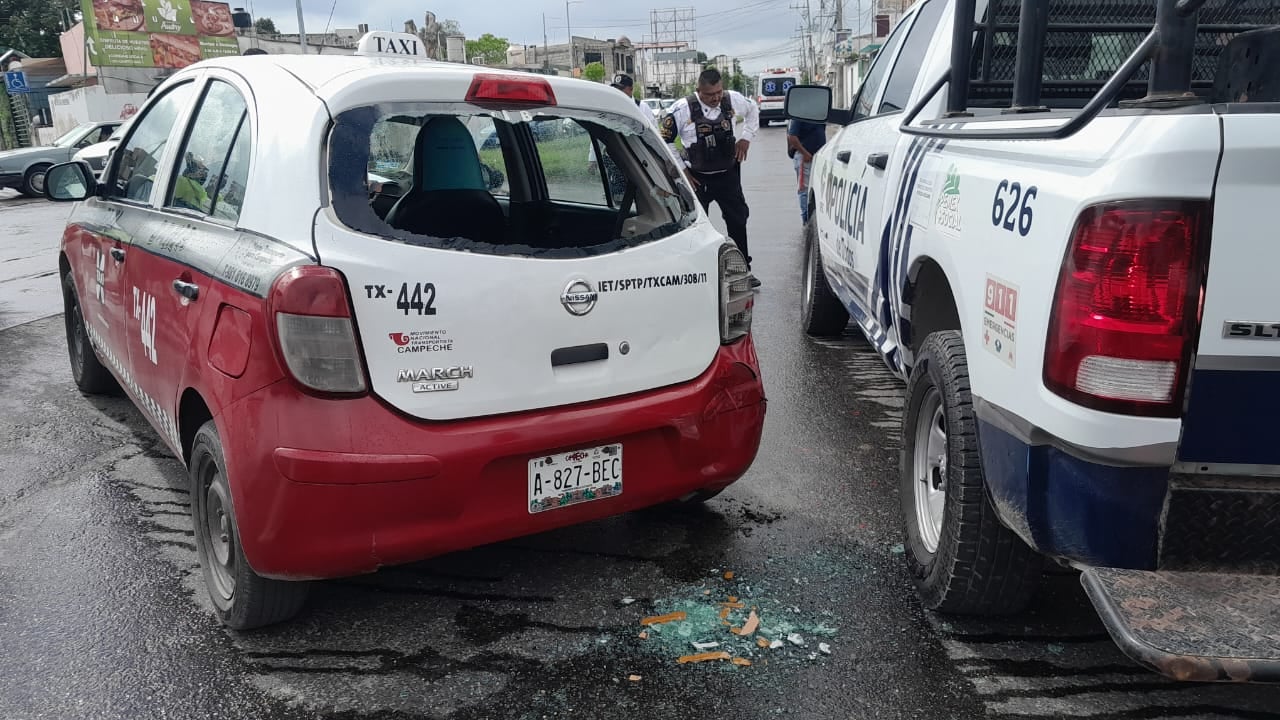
355, 31, 427, 58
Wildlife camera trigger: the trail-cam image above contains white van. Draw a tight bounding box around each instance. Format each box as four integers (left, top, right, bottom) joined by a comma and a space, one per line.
755, 69, 797, 126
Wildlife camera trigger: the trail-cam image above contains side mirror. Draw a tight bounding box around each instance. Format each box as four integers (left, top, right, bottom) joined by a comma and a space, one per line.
785, 84, 853, 125
45, 161, 95, 202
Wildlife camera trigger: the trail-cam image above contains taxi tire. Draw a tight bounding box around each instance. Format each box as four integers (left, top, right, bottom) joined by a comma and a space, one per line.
900, 331, 1042, 616
62, 272, 119, 395
801, 216, 849, 337
190, 421, 309, 630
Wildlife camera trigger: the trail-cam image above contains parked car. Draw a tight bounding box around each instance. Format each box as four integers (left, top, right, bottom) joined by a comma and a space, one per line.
46, 31, 764, 629
0, 121, 120, 197
73, 118, 134, 180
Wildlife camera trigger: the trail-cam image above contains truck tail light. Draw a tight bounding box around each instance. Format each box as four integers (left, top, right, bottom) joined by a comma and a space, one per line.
719, 244, 754, 344
268, 265, 367, 395
1044, 200, 1207, 417
466, 74, 557, 107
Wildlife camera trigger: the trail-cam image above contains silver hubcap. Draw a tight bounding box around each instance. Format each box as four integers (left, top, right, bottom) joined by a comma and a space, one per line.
31, 172, 45, 194
913, 387, 947, 554
203, 470, 236, 601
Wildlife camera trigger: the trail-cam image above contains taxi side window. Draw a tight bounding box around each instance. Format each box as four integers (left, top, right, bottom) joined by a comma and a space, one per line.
166, 80, 249, 220
110, 82, 196, 202
533, 119, 611, 207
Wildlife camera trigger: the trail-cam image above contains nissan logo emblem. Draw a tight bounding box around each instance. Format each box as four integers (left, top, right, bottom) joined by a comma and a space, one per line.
560, 279, 598, 316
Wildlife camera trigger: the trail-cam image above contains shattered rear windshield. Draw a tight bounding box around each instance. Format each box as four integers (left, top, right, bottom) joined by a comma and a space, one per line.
328, 102, 697, 259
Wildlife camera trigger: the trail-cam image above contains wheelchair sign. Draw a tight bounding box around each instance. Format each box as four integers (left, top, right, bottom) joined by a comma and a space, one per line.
4, 71, 29, 94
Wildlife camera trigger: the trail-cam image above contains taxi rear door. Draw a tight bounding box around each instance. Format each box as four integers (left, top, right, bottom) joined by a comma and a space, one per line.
122, 76, 253, 455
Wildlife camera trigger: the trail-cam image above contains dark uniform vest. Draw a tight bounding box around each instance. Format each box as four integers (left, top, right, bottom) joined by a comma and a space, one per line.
686, 94, 737, 173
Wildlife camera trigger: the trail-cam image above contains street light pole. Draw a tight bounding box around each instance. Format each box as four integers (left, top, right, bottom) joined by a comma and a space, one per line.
295, 0, 308, 53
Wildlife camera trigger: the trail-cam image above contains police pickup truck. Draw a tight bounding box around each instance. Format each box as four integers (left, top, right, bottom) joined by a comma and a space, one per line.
789, 0, 1280, 682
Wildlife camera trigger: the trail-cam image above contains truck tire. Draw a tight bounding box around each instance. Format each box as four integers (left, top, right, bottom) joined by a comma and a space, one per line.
190, 420, 309, 630
62, 272, 119, 395
801, 216, 849, 337
20, 163, 52, 198
900, 331, 1042, 616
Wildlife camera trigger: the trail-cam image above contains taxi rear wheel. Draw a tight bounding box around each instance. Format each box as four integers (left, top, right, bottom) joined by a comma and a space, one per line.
62, 272, 118, 395
801, 215, 849, 337
190, 421, 309, 630
899, 331, 1042, 616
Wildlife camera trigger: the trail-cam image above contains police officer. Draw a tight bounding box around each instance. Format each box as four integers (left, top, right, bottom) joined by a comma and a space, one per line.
660, 68, 760, 286
609, 72, 655, 127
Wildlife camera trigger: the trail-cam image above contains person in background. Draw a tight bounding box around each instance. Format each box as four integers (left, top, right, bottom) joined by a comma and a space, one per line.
590, 72, 652, 202
173, 152, 211, 212
660, 68, 761, 287
787, 117, 827, 224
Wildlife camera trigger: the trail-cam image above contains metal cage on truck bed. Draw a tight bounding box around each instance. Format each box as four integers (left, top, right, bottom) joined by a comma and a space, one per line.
902, 0, 1280, 139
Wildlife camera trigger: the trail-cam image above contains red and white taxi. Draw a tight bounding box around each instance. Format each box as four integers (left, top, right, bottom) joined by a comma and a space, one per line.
45, 32, 766, 629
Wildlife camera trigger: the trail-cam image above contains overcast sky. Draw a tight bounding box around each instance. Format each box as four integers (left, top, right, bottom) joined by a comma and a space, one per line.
244, 0, 879, 73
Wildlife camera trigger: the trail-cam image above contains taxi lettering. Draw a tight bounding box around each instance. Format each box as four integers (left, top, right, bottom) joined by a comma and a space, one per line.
376, 37, 420, 55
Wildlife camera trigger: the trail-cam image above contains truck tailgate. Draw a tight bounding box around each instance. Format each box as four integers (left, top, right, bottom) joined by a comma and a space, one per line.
1179, 112, 1280, 470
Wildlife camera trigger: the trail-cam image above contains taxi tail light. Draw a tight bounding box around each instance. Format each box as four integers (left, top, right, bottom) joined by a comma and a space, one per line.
1044, 200, 1207, 417
466, 74, 557, 106
269, 266, 367, 395
719, 244, 754, 344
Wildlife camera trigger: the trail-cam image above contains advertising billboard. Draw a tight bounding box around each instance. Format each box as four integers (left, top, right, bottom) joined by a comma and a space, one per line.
81, 0, 241, 69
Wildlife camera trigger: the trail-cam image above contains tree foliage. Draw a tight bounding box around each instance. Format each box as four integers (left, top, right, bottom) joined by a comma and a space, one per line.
583, 61, 605, 83
465, 33, 509, 66
254, 17, 278, 35
0, 0, 71, 58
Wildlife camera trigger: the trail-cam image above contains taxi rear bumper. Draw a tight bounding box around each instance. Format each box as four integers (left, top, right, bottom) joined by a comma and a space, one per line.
218, 337, 766, 580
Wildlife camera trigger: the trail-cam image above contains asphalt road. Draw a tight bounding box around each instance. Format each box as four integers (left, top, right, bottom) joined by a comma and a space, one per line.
3, 132, 1280, 720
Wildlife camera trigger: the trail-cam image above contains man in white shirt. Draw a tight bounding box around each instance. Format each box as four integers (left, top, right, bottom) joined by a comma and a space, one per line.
660, 68, 761, 286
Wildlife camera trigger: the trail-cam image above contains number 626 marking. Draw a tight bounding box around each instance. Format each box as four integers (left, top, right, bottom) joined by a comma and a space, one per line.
992, 180, 1037, 237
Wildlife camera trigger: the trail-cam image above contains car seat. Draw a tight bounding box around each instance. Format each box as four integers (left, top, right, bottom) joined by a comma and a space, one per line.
385, 116, 507, 243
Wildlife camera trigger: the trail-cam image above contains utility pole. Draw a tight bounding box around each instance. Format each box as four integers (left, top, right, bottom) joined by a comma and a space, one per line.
565, 0, 575, 71
295, 0, 308, 53
543, 13, 550, 70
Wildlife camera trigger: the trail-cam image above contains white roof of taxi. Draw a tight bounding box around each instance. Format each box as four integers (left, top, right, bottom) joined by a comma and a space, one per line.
196, 55, 644, 118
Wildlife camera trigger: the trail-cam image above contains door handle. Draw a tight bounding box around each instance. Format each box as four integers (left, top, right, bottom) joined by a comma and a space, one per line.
836, 150, 852, 164
109, 247, 125, 262
867, 152, 889, 170
172, 279, 199, 301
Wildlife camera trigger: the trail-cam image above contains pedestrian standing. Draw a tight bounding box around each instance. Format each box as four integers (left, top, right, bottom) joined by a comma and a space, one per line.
660, 68, 761, 287
589, 73, 653, 201
787, 117, 826, 224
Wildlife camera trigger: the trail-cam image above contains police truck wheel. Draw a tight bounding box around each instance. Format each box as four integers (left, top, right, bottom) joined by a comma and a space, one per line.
20, 163, 51, 197
190, 421, 309, 630
62, 272, 118, 395
801, 216, 849, 336
900, 331, 1042, 616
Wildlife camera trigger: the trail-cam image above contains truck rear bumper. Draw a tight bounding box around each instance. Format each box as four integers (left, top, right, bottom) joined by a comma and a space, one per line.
976, 414, 1170, 570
